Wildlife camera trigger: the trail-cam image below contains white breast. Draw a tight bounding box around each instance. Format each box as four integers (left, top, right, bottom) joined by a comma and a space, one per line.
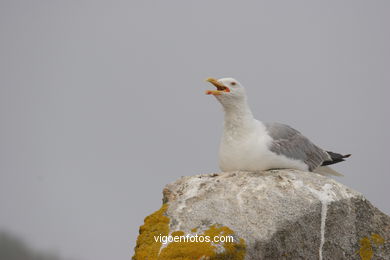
218, 120, 308, 172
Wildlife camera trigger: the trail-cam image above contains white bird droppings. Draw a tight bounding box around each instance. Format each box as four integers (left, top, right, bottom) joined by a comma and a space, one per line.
307, 183, 336, 260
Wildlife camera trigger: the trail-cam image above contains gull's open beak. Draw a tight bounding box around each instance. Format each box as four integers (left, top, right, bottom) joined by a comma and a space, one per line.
205, 78, 230, 95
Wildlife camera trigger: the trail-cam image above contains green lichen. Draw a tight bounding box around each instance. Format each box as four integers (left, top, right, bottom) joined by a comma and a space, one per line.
133, 204, 246, 260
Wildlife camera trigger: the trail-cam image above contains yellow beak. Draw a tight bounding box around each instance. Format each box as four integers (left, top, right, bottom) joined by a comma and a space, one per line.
205, 78, 230, 95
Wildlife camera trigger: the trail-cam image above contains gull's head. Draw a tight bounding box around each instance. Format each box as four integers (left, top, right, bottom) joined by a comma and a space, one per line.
205, 77, 247, 106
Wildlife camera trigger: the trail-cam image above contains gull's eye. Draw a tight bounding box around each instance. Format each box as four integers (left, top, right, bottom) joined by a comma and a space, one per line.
230, 82, 236, 86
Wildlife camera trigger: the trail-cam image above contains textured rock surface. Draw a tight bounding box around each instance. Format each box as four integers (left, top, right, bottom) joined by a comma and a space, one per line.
133, 170, 390, 260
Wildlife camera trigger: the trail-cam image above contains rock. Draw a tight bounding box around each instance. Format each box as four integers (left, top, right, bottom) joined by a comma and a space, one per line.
133, 170, 390, 260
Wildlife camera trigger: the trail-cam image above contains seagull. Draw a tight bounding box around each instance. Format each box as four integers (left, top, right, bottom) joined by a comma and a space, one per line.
205, 77, 350, 176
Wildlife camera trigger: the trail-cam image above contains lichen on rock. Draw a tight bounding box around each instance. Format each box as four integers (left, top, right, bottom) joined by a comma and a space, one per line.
158, 225, 246, 260
133, 204, 246, 260
133, 204, 170, 259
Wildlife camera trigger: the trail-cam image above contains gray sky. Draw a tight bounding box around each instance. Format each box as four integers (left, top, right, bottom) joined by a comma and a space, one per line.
0, 1, 389, 260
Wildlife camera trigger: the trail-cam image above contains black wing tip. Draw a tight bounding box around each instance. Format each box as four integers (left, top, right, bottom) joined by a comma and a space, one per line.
326, 151, 351, 158
322, 151, 351, 166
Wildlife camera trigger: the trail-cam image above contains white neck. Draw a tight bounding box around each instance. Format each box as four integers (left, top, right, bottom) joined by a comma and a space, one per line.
222, 98, 255, 137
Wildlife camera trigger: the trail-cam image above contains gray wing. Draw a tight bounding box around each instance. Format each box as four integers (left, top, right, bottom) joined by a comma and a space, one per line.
264, 122, 331, 171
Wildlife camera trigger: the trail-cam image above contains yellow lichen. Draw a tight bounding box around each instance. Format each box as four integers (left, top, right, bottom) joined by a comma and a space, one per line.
205, 225, 246, 259
370, 233, 384, 246
132, 204, 170, 260
133, 205, 246, 260
159, 224, 246, 260
359, 237, 373, 260
358, 233, 386, 260
171, 231, 185, 237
